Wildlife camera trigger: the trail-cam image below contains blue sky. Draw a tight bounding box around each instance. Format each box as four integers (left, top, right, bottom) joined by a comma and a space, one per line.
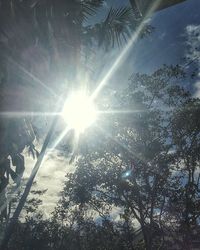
131, 0, 200, 72
96, 0, 200, 92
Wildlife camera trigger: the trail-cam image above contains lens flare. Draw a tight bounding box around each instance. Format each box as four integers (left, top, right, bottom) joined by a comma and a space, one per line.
62, 92, 97, 133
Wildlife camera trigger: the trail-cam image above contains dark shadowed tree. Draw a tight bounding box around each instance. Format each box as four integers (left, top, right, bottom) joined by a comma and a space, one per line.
54, 65, 200, 250
2, 64, 200, 250
0, 0, 152, 225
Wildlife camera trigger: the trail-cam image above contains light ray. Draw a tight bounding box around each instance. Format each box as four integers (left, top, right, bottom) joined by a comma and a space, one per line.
0, 188, 18, 216
0, 111, 60, 117
8, 57, 57, 98
97, 109, 147, 115
97, 105, 180, 115
71, 131, 80, 156
96, 124, 149, 167
49, 126, 71, 151
90, 0, 162, 101
97, 125, 136, 159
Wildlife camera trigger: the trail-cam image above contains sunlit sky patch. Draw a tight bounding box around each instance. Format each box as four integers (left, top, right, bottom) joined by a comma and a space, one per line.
62, 91, 98, 134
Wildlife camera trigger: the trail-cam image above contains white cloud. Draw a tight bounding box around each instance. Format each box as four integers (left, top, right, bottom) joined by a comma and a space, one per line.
185, 24, 200, 96
23, 149, 75, 216
194, 81, 200, 98
185, 24, 200, 61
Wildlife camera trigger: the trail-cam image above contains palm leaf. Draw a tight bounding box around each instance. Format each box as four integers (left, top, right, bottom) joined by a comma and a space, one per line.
101, 6, 140, 47
81, 0, 104, 20
30, 0, 103, 23
84, 6, 140, 49
84, 5, 154, 50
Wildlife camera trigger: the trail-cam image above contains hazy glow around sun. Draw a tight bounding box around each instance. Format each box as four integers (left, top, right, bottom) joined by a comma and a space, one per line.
62, 92, 97, 133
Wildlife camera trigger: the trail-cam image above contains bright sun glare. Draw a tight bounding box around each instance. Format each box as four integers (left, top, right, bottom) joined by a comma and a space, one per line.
62, 92, 97, 133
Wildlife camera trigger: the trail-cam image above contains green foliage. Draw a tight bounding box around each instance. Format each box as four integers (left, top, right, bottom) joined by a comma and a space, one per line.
53, 65, 200, 250
1, 65, 200, 249
0, 1, 199, 249
0, 0, 150, 224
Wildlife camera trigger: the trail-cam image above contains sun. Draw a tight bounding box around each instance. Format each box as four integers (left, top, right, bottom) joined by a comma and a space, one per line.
62, 91, 97, 133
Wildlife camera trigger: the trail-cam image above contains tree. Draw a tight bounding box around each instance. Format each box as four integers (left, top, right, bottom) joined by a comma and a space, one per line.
166, 98, 200, 248
55, 65, 200, 250
0, 1, 153, 248
0, 0, 150, 220
1, 64, 200, 249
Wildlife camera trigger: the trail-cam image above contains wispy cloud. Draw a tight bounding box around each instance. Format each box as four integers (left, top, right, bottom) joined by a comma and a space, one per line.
185, 24, 200, 96
24, 149, 75, 216
194, 81, 200, 98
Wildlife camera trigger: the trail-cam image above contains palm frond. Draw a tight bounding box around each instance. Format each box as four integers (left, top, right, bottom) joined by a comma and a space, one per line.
81, 0, 104, 19
84, 6, 141, 49
30, 0, 103, 23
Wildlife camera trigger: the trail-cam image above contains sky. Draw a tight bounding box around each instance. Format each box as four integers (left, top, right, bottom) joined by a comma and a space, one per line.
24, 0, 200, 216
130, 0, 200, 71
98, 0, 200, 94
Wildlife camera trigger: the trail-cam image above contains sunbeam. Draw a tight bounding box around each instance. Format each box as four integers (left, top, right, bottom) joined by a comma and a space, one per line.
97, 109, 147, 115
0, 111, 60, 117
49, 126, 71, 152
8, 57, 57, 98
96, 124, 149, 168
71, 131, 80, 156
90, 0, 163, 101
